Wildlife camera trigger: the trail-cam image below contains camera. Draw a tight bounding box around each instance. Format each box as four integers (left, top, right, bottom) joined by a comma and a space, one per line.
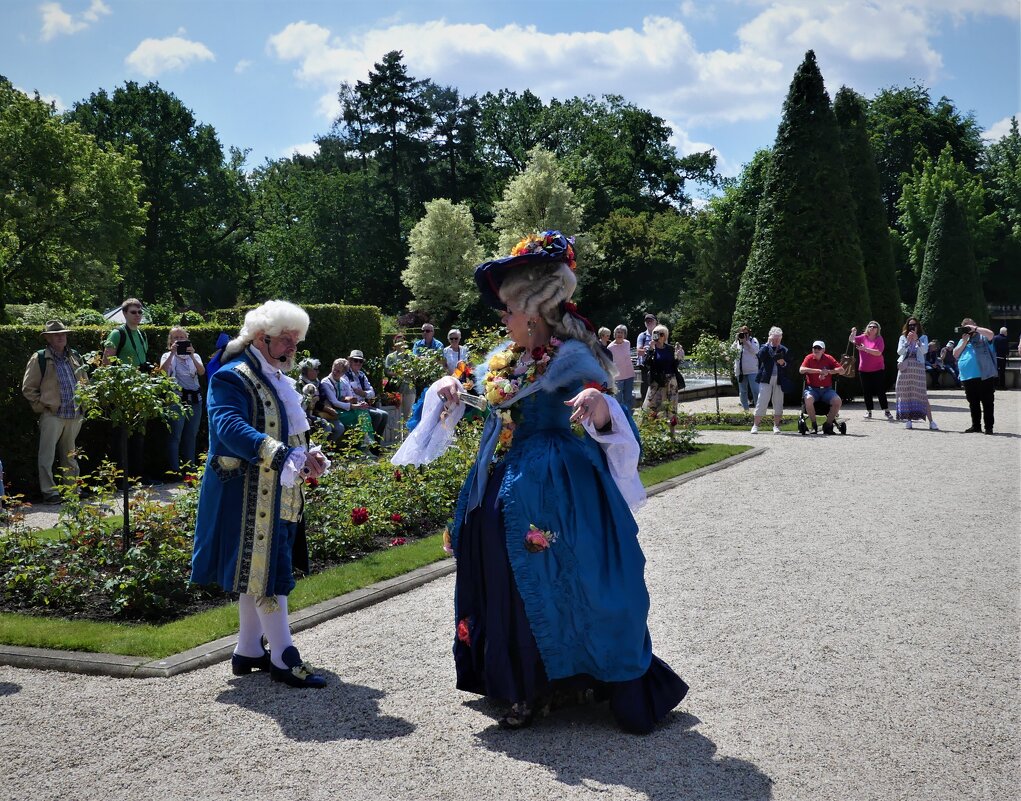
176, 340, 192, 355
907, 323, 917, 332
738, 332, 746, 340
954, 325, 975, 335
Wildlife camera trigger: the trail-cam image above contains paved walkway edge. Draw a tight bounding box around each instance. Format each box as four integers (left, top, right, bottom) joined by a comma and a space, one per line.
0, 445, 763, 678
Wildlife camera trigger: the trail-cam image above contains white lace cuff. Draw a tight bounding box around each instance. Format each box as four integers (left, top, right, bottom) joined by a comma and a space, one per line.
582, 399, 646, 511
391, 380, 465, 466
280, 444, 332, 487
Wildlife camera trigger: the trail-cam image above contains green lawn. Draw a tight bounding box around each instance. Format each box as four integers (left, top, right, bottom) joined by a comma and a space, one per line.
0, 443, 749, 658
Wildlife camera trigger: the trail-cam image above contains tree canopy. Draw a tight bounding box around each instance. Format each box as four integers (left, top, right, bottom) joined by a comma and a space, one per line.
913, 191, 987, 338
732, 51, 871, 367
0, 77, 146, 320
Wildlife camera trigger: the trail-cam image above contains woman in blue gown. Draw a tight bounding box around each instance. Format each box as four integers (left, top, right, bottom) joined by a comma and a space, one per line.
397, 232, 687, 732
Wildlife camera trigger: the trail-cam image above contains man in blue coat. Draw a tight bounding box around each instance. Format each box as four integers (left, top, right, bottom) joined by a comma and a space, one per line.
191, 300, 328, 688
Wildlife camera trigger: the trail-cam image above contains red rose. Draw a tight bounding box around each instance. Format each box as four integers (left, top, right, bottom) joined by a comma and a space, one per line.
306, 477, 319, 489
390, 537, 407, 547
669, 416, 678, 427
390, 513, 402, 523
393, 469, 402, 482
457, 618, 471, 646
351, 506, 369, 525
183, 474, 198, 485
531, 347, 545, 361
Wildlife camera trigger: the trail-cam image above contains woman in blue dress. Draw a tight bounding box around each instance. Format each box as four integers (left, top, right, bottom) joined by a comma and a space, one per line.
394, 232, 687, 732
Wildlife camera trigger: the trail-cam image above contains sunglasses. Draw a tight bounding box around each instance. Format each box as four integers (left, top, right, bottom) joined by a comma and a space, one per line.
812, 346, 823, 350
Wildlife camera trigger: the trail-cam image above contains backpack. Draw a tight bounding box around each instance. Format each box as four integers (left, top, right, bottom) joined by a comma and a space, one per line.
106, 325, 148, 363
36, 348, 82, 378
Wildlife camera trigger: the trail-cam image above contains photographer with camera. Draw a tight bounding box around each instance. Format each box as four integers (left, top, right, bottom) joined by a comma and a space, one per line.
732, 325, 760, 411
895, 317, 938, 430
102, 298, 152, 481
160, 327, 206, 477
641, 324, 682, 419
952, 318, 997, 434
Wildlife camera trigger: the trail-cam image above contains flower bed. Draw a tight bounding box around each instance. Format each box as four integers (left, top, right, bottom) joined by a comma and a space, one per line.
0, 413, 697, 623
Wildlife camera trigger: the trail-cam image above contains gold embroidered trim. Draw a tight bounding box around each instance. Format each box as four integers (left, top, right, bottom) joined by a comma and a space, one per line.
234, 360, 284, 598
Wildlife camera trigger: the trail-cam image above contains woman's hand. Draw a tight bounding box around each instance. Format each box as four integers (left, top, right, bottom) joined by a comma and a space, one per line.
907, 331, 918, 343
565, 387, 610, 428
434, 376, 464, 408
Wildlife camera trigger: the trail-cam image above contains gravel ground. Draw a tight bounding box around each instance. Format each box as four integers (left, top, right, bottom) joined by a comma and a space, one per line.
1, 390, 1018, 801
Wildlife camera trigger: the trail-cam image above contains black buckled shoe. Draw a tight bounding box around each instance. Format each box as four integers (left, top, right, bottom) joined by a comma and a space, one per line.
823, 421, 835, 435
231, 648, 272, 676
270, 646, 326, 689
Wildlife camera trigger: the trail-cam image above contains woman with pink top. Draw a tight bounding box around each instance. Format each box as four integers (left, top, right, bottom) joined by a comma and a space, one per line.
849, 321, 892, 420
607, 324, 636, 412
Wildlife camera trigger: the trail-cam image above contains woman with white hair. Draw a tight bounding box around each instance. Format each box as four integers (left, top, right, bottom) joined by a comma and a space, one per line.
751, 326, 792, 434
443, 328, 468, 375
191, 300, 329, 689
395, 231, 687, 733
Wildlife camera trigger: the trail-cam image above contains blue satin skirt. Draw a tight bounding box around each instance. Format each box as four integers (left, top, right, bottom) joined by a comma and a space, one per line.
453, 464, 688, 734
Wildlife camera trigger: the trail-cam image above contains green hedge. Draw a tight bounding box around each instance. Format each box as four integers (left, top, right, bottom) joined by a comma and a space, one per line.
0, 304, 382, 497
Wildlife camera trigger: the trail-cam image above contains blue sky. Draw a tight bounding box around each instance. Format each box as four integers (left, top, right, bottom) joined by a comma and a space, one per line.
3, 0, 1019, 193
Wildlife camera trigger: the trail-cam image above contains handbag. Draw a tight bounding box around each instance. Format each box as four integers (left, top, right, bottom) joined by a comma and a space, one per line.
840, 341, 857, 380
315, 404, 338, 421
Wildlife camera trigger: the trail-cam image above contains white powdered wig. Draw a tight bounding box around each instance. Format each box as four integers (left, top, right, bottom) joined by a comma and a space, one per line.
224, 300, 310, 358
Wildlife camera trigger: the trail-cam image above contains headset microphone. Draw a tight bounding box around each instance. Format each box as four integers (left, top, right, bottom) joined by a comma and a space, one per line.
263, 336, 288, 364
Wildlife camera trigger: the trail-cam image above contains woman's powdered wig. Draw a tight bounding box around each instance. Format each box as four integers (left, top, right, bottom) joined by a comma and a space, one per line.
224, 300, 310, 359
499, 261, 614, 381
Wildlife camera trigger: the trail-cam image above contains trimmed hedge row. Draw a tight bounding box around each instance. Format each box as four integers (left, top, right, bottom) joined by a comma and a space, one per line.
0, 304, 382, 497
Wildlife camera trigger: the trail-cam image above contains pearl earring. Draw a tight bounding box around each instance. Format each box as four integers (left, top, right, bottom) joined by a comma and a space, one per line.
527, 319, 536, 334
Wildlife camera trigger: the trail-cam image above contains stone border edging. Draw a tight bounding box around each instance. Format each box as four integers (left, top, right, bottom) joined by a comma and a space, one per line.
0, 445, 764, 678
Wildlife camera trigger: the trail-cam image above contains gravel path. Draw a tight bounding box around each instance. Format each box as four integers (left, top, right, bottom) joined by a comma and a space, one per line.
2, 390, 1018, 801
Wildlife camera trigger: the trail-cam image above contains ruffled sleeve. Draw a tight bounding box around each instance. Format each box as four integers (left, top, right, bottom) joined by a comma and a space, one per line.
581, 398, 646, 512
391, 379, 466, 466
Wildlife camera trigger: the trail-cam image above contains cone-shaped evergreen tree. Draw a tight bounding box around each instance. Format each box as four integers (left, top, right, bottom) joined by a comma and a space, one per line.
914, 191, 987, 340
834, 87, 903, 371
732, 51, 871, 374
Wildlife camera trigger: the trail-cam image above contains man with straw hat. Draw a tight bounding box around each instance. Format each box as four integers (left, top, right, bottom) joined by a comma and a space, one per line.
21, 320, 87, 503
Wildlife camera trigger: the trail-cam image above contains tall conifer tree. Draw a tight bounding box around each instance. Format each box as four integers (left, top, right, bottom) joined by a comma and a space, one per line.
914, 191, 987, 339
732, 51, 871, 373
834, 87, 903, 370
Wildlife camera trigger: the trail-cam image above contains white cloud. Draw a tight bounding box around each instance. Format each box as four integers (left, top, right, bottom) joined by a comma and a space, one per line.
982, 115, 1019, 141
235, 59, 253, 74
268, 16, 785, 128
266, 3, 1019, 157
284, 141, 320, 158
125, 36, 215, 78
40, 0, 110, 41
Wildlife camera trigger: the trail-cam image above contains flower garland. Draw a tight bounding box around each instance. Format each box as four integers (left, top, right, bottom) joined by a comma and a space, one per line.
482, 337, 562, 456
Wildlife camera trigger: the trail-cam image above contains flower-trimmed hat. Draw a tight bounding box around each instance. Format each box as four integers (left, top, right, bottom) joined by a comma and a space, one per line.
474, 231, 576, 310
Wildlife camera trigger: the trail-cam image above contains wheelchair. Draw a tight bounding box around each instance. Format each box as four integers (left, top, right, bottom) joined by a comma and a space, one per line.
797, 381, 847, 435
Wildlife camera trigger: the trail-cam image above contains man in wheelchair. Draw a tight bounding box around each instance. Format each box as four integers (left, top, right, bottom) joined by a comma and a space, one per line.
800, 340, 847, 435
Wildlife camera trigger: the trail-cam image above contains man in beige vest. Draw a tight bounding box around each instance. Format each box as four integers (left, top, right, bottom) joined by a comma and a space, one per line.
21, 320, 87, 503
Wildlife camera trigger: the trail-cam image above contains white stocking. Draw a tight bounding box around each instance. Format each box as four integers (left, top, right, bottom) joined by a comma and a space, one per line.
235, 593, 265, 657
255, 595, 295, 669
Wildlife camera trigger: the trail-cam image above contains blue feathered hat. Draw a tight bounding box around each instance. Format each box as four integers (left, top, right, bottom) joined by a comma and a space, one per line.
473, 231, 576, 310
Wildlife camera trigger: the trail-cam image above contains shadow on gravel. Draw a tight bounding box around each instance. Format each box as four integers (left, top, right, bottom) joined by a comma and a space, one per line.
474, 709, 773, 800
215, 674, 414, 742
0, 681, 21, 697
